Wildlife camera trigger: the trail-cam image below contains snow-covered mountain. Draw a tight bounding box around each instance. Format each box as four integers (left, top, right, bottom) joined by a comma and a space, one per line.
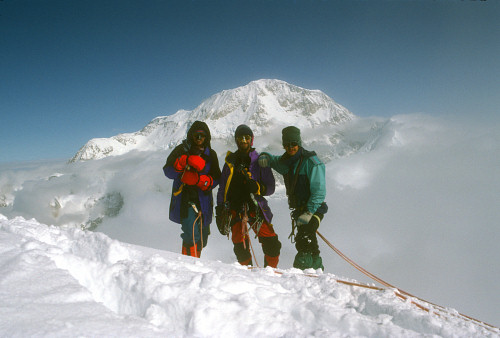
70, 79, 354, 162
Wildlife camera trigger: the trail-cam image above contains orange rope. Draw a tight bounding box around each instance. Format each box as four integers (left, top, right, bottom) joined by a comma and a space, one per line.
316, 230, 498, 331
190, 204, 203, 258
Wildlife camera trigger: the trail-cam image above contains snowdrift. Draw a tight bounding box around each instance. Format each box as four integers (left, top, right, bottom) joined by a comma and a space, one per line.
1, 214, 497, 337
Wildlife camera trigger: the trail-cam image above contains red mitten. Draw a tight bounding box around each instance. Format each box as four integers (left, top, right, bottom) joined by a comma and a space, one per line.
197, 175, 213, 191
187, 155, 206, 171
181, 170, 199, 185
173, 155, 188, 172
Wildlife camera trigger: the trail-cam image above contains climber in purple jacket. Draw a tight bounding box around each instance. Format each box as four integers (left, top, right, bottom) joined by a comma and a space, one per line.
163, 121, 221, 257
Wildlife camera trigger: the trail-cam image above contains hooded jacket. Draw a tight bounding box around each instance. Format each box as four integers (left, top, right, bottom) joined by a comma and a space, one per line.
163, 121, 221, 226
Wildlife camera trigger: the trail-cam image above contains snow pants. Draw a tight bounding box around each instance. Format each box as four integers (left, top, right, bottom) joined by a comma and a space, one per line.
181, 207, 209, 257
230, 210, 281, 268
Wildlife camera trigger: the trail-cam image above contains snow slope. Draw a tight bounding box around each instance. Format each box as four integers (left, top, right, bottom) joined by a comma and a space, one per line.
1, 214, 497, 337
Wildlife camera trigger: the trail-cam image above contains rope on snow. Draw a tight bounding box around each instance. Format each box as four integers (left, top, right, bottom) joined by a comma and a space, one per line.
316, 230, 499, 332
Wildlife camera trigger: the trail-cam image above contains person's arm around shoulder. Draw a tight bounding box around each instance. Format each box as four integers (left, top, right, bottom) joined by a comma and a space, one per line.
258, 152, 288, 175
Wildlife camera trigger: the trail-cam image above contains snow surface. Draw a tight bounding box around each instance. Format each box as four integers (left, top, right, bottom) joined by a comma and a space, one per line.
1, 214, 497, 337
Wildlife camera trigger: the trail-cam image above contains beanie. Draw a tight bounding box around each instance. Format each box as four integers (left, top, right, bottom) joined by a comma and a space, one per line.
234, 124, 254, 145
282, 126, 302, 146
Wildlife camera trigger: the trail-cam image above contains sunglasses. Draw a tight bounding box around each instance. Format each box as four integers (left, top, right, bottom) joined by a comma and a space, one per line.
193, 132, 206, 140
236, 135, 252, 142
283, 142, 299, 148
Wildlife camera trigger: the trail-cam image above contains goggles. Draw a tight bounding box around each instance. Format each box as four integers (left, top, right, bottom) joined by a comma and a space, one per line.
283, 141, 299, 148
193, 132, 206, 140
236, 135, 252, 142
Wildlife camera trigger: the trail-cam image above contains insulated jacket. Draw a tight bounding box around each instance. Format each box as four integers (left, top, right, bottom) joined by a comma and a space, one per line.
217, 149, 275, 223
163, 121, 221, 227
262, 148, 326, 215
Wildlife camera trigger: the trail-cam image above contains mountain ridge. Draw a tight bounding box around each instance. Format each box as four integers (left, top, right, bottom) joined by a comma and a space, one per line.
70, 79, 354, 162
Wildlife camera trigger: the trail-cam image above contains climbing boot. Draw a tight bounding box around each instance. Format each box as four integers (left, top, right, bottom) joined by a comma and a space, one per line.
293, 251, 313, 270
311, 254, 324, 270
264, 255, 279, 268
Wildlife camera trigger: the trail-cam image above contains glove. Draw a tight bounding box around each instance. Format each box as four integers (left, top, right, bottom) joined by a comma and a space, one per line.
297, 211, 313, 225
244, 178, 259, 194
215, 205, 229, 236
197, 174, 213, 191
187, 155, 206, 171
173, 154, 188, 172
300, 212, 323, 235
258, 154, 270, 168
181, 170, 199, 185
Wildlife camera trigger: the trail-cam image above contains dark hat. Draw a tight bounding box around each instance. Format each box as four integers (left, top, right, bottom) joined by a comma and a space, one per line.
234, 124, 254, 146
282, 126, 301, 146
235, 124, 253, 138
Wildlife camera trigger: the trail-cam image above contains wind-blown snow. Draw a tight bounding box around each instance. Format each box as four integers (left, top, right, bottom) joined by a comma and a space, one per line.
0, 214, 497, 337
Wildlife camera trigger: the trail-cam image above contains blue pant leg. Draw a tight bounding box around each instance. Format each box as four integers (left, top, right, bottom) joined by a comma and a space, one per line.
181, 207, 202, 246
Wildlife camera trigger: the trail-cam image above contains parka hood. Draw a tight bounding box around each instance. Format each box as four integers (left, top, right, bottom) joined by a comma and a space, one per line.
186, 120, 212, 147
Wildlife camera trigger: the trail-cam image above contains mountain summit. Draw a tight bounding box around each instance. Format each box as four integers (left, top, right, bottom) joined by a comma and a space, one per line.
70, 79, 354, 162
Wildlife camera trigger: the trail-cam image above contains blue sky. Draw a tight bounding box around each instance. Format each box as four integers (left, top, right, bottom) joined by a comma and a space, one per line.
1, 0, 499, 162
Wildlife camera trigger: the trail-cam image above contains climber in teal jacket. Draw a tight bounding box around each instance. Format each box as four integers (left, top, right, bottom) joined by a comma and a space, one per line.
258, 126, 328, 270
